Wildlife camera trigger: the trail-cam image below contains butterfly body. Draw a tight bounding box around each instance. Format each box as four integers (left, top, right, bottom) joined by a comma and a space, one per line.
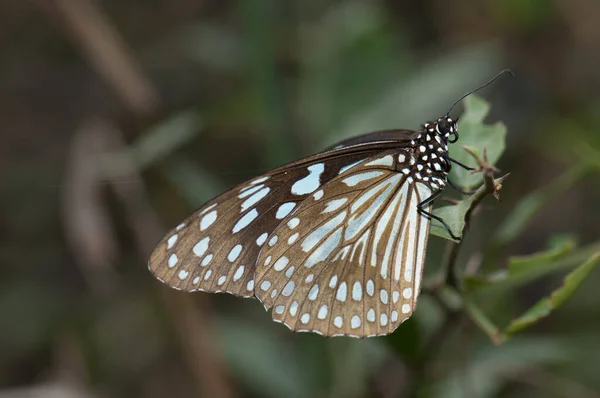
149, 116, 460, 337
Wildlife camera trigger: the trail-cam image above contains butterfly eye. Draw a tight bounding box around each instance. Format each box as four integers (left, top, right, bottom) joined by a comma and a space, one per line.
437, 119, 450, 134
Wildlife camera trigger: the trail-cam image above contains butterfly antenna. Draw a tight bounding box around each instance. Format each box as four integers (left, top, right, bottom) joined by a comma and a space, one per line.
447, 69, 515, 115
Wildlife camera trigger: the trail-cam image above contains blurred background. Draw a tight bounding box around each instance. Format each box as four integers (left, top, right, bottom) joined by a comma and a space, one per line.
2, 0, 600, 397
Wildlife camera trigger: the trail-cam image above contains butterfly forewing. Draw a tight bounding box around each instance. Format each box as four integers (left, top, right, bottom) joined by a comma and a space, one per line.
149, 140, 414, 298
254, 151, 432, 337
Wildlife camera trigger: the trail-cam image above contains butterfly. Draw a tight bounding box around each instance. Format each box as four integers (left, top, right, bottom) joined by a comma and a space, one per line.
148, 71, 511, 338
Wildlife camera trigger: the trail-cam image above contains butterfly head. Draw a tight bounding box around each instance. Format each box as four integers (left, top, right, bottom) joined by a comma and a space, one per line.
435, 116, 459, 143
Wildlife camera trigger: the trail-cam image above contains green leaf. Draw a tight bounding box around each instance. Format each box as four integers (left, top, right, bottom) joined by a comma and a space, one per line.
505, 252, 600, 334
449, 95, 507, 189
463, 236, 576, 290
508, 237, 576, 275
430, 200, 471, 240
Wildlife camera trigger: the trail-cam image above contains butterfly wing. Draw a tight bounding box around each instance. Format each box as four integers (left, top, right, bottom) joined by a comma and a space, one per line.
327, 129, 419, 149
254, 150, 432, 337
149, 138, 416, 298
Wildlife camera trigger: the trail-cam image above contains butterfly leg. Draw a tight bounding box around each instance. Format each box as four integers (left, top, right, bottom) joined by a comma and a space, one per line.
448, 157, 474, 171
447, 179, 476, 196
417, 190, 462, 241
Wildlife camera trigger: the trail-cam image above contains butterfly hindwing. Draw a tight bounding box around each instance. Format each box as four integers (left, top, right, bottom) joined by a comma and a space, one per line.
148, 140, 414, 297
254, 151, 433, 337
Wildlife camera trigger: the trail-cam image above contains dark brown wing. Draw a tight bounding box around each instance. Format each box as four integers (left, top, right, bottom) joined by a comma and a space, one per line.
327, 129, 419, 150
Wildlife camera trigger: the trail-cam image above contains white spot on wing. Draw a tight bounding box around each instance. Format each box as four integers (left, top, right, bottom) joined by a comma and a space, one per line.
168, 254, 178, 268
192, 236, 210, 257
329, 275, 338, 288
367, 308, 375, 322
290, 301, 299, 316
167, 234, 178, 249
227, 244, 242, 262
380, 289, 389, 304
276, 202, 296, 219
288, 233, 299, 244
273, 256, 289, 271
200, 210, 217, 231
366, 280, 374, 296
336, 282, 347, 302
351, 315, 361, 329
322, 198, 348, 213
233, 208, 259, 233
401, 192, 418, 283
201, 254, 213, 266
178, 269, 188, 280
241, 187, 270, 211
352, 282, 362, 301
291, 164, 324, 195
239, 184, 263, 199
334, 316, 343, 328
285, 266, 295, 278
338, 159, 365, 174
251, 176, 270, 185
342, 171, 384, 187
380, 313, 388, 326
287, 218, 300, 229
302, 212, 346, 252
233, 265, 245, 281
200, 203, 217, 215
304, 227, 343, 268
317, 305, 328, 319
308, 284, 319, 300
282, 281, 295, 297
346, 175, 402, 241
256, 233, 268, 246
365, 155, 393, 167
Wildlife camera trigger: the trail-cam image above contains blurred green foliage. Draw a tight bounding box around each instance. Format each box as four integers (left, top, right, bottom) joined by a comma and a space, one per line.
2, 1, 600, 398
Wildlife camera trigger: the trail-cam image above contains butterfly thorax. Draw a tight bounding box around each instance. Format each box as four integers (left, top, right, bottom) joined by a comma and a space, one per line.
395, 118, 454, 192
